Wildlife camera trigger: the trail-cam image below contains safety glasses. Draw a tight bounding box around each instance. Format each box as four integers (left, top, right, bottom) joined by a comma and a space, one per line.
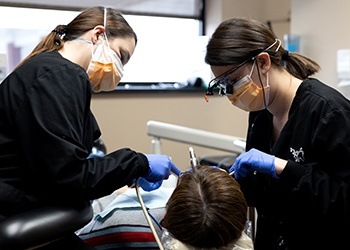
205, 39, 282, 97
205, 57, 253, 96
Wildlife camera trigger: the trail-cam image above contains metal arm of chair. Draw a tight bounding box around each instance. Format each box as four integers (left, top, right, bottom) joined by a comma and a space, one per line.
147, 120, 246, 154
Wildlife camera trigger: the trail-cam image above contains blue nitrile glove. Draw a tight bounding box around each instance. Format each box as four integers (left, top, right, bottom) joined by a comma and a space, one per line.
170, 164, 182, 176
138, 154, 181, 192
137, 178, 163, 192
144, 154, 176, 182
229, 148, 277, 179
134, 154, 180, 192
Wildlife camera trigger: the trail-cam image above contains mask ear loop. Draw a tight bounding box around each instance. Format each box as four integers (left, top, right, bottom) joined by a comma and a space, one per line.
102, 7, 124, 77
264, 38, 281, 52
102, 7, 109, 45
254, 57, 269, 109
255, 38, 281, 109
248, 60, 256, 77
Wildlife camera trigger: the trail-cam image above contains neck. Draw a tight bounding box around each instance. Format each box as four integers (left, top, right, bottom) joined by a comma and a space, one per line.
58, 39, 92, 70
268, 69, 302, 141
268, 70, 302, 120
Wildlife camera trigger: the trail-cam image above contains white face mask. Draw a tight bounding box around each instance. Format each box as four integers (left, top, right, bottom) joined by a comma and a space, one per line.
227, 62, 270, 112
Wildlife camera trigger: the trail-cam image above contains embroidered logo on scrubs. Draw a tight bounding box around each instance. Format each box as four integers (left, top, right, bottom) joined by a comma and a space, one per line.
290, 147, 305, 162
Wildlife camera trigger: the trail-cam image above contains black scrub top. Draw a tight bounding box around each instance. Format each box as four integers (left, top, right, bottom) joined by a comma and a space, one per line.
240, 78, 350, 249
0, 51, 148, 218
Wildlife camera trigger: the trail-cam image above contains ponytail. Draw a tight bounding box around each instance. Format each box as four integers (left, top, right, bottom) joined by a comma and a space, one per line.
16, 25, 66, 68
281, 51, 321, 79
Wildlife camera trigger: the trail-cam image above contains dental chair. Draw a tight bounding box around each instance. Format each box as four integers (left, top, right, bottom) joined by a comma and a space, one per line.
0, 201, 93, 249
0, 139, 108, 249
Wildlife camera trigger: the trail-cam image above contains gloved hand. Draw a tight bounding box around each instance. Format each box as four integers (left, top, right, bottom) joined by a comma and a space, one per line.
170, 162, 182, 176
144, 154, 178, 181
133, 154, 180, 192
137, 178, 163, 192
229, 148, 277, 179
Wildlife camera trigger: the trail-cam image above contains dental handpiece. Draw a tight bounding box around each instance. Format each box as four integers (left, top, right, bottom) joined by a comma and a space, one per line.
189, 147, 198, 168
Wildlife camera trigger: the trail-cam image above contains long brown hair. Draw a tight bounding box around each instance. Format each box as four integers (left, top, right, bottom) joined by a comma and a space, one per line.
19, 6, 137, 66
205, 17, 320, 80
163, 165, 248, 248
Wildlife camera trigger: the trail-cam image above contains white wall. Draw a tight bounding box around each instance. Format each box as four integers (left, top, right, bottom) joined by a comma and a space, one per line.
91, 0, 291, 170
291, 0, 350, 93
205, 0, 291, 45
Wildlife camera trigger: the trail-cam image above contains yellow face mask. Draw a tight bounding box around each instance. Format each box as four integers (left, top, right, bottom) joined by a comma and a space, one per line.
87, 35, 124, 93
227, 63, 270, 111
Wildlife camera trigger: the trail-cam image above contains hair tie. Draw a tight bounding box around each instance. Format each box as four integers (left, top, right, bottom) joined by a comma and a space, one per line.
282, 50, 289, 60
52, 25, 67, 39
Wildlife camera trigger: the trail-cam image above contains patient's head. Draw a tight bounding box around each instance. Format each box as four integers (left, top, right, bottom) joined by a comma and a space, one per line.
162, 165, 248, 249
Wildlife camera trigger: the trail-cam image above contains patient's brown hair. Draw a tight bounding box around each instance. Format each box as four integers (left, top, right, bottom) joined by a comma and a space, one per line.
163, 165, 247, 248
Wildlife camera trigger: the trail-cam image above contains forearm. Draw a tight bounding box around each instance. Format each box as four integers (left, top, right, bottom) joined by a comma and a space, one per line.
275, 157, 288, 175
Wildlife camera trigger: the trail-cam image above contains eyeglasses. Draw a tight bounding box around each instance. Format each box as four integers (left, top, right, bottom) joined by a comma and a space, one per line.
205, 57, 253, 96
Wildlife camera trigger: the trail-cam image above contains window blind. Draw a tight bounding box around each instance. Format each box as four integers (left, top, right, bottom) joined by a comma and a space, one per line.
0, 0, 203, 19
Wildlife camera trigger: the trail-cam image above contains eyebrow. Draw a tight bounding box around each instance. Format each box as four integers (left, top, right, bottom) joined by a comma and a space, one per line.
215, 57, 252, 81
120, 49, 131, 65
